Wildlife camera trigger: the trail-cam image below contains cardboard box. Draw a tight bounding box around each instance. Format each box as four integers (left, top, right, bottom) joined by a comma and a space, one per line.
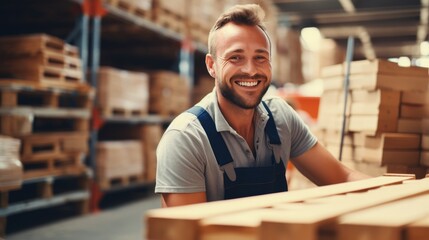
97, 67, 149, 117
96, 140, 143, 179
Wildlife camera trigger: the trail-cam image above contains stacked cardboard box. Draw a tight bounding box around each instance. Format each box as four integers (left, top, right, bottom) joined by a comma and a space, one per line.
0, 135, 22, 191
192, 76, 214, 105
96, 140, 144, 189
149, 71, 191, 116
317, 59, 429, 178
97, 67, 149, 117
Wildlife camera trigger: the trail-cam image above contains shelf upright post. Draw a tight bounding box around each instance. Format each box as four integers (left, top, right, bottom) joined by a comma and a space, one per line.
179, 36, 195, 88
338, 36, 354, 161
66, 1, 90, 82
82, 0, 106, 212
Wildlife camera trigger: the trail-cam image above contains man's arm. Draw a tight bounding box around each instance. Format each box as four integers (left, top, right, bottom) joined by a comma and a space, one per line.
290, 142, 371, 186
161, 192, 207, 208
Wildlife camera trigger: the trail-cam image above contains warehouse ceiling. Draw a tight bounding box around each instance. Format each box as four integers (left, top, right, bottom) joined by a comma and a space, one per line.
272, 0, 428, 60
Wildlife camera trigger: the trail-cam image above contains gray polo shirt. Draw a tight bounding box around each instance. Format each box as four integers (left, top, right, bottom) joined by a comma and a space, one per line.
155, 90, 317, 201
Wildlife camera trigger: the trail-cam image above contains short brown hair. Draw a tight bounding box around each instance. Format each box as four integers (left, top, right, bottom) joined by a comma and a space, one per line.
208, 4, 269, 57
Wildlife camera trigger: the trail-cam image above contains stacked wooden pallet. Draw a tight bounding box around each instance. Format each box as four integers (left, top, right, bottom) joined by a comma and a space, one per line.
0, 34, 89, 90
0, 34, 93, 179
317, 59, 429, 178
146, 175, 429, 240
104, 0, 152, 19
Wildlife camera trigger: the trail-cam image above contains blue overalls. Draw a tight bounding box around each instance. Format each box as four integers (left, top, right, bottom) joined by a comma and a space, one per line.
187, 102, 288, 200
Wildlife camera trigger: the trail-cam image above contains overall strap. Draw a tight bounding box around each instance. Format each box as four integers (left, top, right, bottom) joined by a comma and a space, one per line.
187, 106, 236, 181
261, 101, 282, 164
262, 101, 281, 145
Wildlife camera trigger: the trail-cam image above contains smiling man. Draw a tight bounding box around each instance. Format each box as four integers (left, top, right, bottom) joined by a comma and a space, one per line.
155, 4, 369, 207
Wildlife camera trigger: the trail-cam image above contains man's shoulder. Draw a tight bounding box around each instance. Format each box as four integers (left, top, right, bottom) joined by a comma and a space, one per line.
168, 111, 199, 132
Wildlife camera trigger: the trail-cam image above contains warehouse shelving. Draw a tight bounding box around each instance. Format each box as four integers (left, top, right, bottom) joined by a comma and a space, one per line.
0, 0, 208, 233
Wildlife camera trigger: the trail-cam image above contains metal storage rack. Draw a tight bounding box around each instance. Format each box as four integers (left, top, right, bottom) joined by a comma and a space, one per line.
0, 0, 208, 234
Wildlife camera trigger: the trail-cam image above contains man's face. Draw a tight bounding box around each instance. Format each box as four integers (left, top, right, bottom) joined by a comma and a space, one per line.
206, 22, 272, 109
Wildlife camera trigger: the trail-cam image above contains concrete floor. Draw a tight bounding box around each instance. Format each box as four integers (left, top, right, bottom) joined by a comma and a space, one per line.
5, 188, 161, 240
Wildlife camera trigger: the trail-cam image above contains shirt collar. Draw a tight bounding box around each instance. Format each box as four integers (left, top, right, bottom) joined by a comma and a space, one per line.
206, 88, 270, 133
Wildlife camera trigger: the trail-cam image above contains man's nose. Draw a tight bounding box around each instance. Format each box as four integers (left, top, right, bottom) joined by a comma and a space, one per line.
241, 59, 258, 76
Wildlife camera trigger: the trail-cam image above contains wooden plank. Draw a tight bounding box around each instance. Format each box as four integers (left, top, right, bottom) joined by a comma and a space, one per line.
401, 91, 429, 105
407, 214, 429, 240
202, 178, 429, 240
349, 59, 429, 77
145, 176, 414, 240
349, 115, 398, 135
422, 135, 429, 150
337, 192, 429, 240
351, 89, 400, 106
350, 103, 398, 116
364, 133, 421, 150
348, 73, 429, 91
397, 118, 422, 134
362, 148, 420, 166
400, 104, 426, 119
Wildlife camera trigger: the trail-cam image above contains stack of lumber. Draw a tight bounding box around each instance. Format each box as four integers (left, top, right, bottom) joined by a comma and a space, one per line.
317, 59, 429, 178
149, 71, 191, 116
146, 175, 429, 240
0, 135, 22, 191
97, 67, 149, 118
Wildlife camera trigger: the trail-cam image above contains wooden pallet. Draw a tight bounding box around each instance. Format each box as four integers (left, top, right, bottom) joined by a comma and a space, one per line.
0, 112, 89, 137
98, 173, 144, 190
145, 175, 429, 240
21, 152, 87, 180
1, 50, 82, 71
100, 106, 147, 118
153, 7, 186, 34
0, 34, 79, 57
0, 173, 90, 237
105, 0, 152, 19
20, 132, 89, 159
0, 82, 92, 109
0, 65, 83, 83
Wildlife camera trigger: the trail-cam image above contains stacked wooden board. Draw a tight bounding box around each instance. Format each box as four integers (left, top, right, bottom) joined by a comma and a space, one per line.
145, 175, 429, 240
317, 59, 429, 178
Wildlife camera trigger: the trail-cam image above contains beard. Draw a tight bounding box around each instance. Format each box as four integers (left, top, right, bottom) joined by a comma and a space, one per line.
218, 73, 270, 109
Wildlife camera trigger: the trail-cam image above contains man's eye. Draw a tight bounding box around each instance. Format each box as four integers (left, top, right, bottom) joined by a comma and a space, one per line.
255, 56, 268, 63
229, 56, 243, 62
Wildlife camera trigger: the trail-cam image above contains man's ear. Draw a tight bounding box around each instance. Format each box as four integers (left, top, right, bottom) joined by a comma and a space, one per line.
205, 54, 216, 78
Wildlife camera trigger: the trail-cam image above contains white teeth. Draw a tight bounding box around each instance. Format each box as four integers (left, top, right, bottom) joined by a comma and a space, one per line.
237, 81, 258, 87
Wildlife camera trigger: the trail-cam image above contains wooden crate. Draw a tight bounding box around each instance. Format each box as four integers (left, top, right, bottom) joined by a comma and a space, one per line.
149, 71, 190, 116
96, 140, 144, 190
146, 175, 429, 240
97, 67, 149, 118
